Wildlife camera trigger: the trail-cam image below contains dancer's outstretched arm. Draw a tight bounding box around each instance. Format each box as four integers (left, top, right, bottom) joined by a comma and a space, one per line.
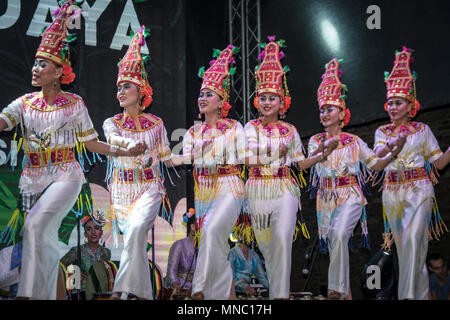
434, 146, 450, 170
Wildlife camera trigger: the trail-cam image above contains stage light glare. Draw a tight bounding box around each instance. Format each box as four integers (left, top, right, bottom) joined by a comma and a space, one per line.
321, 20, 340, 53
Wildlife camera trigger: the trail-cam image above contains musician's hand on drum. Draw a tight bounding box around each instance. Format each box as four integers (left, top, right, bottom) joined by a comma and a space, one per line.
245, 284, 255, 297
170, 283, 180, 300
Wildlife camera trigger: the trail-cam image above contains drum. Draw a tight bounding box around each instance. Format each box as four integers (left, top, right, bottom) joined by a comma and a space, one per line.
161, 288, 192, 300
90, 259, 163, 300
85, 260, 118, 300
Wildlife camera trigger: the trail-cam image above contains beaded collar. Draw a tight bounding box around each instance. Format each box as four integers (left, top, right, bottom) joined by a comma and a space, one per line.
379, 121, 423, 137
314, 132, 356, 149
189, 118, 236, 139
23, 91, 80, 112
113, 112, 161, 132
250, 119, 292, 138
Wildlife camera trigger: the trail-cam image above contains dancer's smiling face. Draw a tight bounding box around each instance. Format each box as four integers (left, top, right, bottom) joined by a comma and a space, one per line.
259, 93, 283, 120
198, 89, 223, 116
84, 220, 103, 244
319, 105, 345, 128
386, 97, 411, 123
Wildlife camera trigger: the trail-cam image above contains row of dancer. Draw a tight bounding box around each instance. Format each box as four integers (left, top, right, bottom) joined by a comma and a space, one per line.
185, 39, 449, 301
0, 1, 449, 300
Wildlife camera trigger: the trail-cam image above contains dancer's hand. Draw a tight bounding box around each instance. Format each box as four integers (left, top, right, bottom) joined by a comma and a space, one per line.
316, 136, 326, 154
396, 132, 407, 148
279, 143, 289, 158
323, 137, 339, 157
127, 142, 146, 156
391, 133, 407, 158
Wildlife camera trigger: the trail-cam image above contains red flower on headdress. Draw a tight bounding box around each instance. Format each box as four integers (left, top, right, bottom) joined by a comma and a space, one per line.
343, 108, 351, 126
283, 96, 291, 113
253, 96, 259, 109
221, 101, 232, 117
409, 100, 420, 117
141, 85, 153, 109
61, 65, 75, 84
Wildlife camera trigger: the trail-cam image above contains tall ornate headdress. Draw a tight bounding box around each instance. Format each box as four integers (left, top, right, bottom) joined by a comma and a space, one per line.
117, 26, 153, 109
198, 45, 238, 117
36, 0, 80, 84
317, 58, 351, 126
253, 36, 291, 114
384, 46, 420, 117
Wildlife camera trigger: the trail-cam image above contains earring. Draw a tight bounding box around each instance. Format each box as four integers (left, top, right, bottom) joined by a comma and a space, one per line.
198, 113, 202, 119
53, 80, 58, 88
279, 112, 286, 120
340, 121, 344, 128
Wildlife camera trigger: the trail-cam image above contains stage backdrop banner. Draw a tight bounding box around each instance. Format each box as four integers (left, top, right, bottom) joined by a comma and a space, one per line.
0, 0, 188, 277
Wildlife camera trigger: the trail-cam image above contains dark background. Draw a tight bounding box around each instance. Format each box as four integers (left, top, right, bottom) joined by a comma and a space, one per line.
0, 0, 449, 299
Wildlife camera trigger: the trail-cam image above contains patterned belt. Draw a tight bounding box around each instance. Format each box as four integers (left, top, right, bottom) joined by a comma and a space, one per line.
197, 165, 240, 177
385, 167, 428, 184
26, 147, 74, 168
320, 175, 358, 189
114, 167, 156, 183
249, 166, 291, 179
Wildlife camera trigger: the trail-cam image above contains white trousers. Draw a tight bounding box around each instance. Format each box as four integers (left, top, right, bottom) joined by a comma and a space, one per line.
326, 194, 363, 296
248, 192, 298, 299
17, 181, 82, 299
113, 190, 161, 300
192, 193, 241, 299
383, 190, 432, 300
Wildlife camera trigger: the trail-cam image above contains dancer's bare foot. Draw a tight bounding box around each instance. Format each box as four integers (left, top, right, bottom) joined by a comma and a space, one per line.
344, 287, 352, 300
110, 292, 122, 300
327, 290, 343, 300
191, 291, 204, 300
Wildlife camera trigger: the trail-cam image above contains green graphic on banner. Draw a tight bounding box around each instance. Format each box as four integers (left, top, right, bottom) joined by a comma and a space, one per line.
0, 164, 93, 248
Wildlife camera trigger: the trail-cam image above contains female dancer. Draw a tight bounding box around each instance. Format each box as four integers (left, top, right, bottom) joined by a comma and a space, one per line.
244, 36, 338, 299
183, 45, 247, 300
374, 47, 450, 300
103, 27, 174, 300
0, 1, 143, 299
309, 58, 404, 300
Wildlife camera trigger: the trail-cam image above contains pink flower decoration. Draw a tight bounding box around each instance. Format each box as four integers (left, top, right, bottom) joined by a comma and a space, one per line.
258, 50, 266, 61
